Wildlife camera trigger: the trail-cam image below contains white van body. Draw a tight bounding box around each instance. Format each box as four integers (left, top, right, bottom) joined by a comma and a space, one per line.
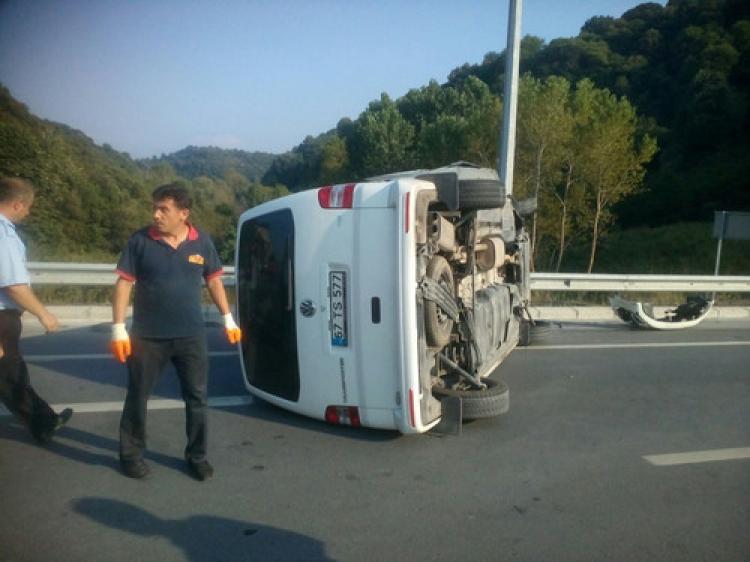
235, 163, 531, 434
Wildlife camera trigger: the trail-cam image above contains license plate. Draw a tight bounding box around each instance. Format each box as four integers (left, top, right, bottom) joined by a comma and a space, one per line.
329, 271, 348, 347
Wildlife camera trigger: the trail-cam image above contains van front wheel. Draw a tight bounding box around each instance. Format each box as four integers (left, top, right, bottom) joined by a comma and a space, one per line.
432, 379, 509, 419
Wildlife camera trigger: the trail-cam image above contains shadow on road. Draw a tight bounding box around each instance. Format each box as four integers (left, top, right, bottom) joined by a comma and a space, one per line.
0, 420, 186, 474
73, 497, 333, 562
216, 398, 402, 443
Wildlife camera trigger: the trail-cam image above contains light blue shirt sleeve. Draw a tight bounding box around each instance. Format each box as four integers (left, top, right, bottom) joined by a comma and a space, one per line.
0, 229, 31, 288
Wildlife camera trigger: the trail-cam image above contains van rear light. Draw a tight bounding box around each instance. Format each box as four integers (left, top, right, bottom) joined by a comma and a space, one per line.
318, 184, 355, 209
325, 405, 361, 427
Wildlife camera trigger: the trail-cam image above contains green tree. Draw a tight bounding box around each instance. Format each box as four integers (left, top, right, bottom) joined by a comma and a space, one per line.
319, 136, 349, 184
573, 80, 657, 272
356, 94, 415, 176
515, 74, 574, 268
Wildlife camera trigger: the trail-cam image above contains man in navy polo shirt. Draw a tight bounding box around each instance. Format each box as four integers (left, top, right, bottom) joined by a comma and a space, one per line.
111, 183, 241, 480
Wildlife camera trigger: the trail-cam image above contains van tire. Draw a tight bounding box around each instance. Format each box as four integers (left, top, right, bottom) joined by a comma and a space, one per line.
457, 180, 505, 211
424, 255, 454, 347
432, 379, 509, 419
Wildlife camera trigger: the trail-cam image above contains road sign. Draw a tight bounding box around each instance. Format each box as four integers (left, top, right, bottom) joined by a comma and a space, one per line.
713, 211, 750, 276
713, 211, 750, 241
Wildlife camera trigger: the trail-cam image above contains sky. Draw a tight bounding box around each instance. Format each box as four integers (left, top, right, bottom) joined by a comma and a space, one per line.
0, 0, 665, 159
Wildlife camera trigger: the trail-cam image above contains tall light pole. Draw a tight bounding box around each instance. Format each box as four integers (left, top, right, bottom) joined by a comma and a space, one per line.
498, 0, 522, 199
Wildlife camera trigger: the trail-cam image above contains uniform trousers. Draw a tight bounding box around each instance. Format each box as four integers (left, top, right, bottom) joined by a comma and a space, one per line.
119, 335, 209, 464
0, 309, 59, 439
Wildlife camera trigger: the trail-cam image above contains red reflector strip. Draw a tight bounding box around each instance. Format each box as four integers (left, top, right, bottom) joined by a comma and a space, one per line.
408, 389, 415, 427
404, 192, 410, 233
318, 184, 355, 208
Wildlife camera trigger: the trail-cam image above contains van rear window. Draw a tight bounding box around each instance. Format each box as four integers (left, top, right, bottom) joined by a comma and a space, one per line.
237, 210, 299, 402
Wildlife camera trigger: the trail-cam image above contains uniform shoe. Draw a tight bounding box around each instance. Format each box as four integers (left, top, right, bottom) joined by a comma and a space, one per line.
187, 459, 214, 481
121, 459, 151, 479
33, 408, 74, 444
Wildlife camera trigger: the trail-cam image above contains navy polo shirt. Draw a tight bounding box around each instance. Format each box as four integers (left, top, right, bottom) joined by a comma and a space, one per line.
116, 224, 224, 338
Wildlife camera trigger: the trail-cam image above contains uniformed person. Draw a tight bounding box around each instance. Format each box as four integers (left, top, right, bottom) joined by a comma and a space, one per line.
0, 177, 73, 442
111, 183, 241, 480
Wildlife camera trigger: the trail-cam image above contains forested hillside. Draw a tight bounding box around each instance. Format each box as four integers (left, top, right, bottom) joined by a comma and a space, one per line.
447, 0, 750, 228
1, 0, 748, 273
0, 85, 287, 261
266, 1, 749, 220
260, 0, 749, 272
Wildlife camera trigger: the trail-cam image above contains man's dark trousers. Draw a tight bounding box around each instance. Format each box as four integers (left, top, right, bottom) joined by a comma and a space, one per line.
119, 335, 209, 464
0, 309, 58, 439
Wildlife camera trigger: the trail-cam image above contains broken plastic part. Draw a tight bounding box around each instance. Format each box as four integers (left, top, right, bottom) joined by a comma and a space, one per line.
609, 294, 713, 330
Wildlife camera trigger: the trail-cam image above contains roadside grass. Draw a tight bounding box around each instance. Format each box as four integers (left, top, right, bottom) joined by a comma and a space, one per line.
533, 222, 750, 305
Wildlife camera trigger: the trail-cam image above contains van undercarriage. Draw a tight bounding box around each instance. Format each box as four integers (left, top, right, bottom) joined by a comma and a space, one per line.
405, 164, 533, 427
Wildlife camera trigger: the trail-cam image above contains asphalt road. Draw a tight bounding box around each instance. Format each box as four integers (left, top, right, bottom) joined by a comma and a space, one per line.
1, 318, 749, 562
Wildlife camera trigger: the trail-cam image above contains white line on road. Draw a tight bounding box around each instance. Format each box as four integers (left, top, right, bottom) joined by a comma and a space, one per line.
0, 395, 254, 417
644, 447, 750, 466
519, 341, 750, 351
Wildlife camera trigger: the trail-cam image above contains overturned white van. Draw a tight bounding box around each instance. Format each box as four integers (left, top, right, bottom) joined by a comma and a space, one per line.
235, 162, 532, 434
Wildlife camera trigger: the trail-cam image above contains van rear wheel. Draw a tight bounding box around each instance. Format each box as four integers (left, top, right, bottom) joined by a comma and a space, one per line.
432, 379, 509, 419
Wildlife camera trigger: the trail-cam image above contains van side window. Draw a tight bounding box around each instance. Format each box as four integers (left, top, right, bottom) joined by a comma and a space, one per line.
237, 210, 300, 401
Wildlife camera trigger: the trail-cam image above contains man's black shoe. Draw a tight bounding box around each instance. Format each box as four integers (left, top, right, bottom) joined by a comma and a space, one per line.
121, 459, 151, 479
56, 408, 74, 429
34, 408, 74, 444
187, 459, 214, 481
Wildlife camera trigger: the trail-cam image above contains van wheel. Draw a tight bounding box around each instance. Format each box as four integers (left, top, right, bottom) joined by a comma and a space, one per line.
424, 255, 454, 347
432, 379, 509, 419
457, 179, 505, 211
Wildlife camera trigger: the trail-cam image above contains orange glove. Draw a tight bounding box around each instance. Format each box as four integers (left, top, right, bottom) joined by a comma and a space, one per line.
223, 313, 242, 344
110, 323, 132, 363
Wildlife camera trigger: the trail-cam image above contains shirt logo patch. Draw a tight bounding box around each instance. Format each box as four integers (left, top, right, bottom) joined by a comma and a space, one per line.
188, 254, 205, 265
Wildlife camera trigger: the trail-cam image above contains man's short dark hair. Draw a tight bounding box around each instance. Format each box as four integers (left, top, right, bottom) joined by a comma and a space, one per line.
0, 177, 35, 205
152, 183, 192, 210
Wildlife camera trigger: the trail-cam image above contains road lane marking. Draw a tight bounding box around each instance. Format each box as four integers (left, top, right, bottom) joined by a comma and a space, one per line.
644, 447, 750, 466
25, 351, 239, 362
0, 395, 253, 417
519, 341, 750, 351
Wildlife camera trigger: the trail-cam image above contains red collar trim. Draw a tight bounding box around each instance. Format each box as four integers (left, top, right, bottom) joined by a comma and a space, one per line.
148, 223, 199, 241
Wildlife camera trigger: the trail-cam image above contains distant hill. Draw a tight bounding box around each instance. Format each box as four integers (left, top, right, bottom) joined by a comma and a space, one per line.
0, 84, 285, 261
0, 84, 153, 258
141, 145, 276, 183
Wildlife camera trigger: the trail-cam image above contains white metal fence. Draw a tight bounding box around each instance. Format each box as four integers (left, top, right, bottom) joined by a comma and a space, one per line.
27, 262, 750, 292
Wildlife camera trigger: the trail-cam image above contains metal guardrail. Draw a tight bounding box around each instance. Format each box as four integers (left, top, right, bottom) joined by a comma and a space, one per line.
26, 262, 750, 292
26, 262, 238, 286
529, 272, 750, 292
